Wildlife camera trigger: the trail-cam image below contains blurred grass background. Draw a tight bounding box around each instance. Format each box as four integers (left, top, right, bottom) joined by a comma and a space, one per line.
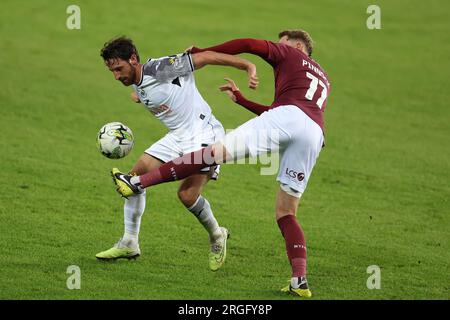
0, 0, 448, 299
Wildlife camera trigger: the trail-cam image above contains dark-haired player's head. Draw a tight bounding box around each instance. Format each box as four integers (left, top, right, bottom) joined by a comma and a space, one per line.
100, 37, 141, 86
278, 30, 313, 56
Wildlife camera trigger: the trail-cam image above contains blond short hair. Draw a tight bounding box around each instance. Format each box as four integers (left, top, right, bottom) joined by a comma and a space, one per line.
278, 30, 314, 56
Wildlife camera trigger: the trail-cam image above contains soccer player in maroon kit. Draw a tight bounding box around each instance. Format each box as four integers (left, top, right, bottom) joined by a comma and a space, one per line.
112, 30, 330, 298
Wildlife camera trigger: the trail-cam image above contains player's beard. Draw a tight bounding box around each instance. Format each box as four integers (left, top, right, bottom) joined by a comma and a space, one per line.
120, 78, 131, 86
120, 66, 136, 86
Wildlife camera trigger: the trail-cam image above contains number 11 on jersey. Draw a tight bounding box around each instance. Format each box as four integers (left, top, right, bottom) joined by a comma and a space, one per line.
305, 72, 328, 109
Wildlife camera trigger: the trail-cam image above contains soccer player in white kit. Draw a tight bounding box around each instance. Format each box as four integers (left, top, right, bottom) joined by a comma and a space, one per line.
112, 30, 330, 297
96, 37, 258, 271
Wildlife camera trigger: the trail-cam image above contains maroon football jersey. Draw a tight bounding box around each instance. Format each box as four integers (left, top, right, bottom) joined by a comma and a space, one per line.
191, 38, 330, 131
265, 41, 330, 131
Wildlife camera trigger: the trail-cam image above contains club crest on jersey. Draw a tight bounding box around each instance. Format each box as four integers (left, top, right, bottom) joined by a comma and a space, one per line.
139, 89, 147, 98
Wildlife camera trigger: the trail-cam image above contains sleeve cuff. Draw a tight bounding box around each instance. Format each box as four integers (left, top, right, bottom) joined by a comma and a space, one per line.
190, 46, 203, 54
233, 90, 244, 104
186, 52, 195, 71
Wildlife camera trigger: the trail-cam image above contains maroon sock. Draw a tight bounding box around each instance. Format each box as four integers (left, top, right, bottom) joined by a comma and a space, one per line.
140, 146, 216, 188
277, 214, 307, 278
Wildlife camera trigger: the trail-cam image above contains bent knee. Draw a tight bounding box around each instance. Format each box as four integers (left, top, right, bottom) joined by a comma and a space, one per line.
177, 189, 200, 207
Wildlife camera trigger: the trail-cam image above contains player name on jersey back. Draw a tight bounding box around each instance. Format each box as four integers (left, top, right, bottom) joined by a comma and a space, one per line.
302, 59, 328, 84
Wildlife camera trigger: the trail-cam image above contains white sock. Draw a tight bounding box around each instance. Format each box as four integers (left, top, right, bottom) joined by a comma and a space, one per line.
187, 195, 221, 242
291, 276, 308, 289
130, 175, 141, 186
122, 190, 146, 246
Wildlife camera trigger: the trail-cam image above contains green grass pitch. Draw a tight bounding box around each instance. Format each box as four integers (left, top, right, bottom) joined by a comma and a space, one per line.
0, 0, 448, 299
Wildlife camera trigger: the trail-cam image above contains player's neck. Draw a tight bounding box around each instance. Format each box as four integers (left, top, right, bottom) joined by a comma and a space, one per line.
294, 45, 308, 56
285, 41, 308, 56
134, 64, 143, 85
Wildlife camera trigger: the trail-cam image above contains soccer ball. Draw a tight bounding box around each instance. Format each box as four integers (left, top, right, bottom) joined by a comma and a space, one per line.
97, 122, 134, 159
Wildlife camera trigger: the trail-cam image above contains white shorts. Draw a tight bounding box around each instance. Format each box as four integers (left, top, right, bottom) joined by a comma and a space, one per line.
222, 105, 324, 194
146, 115, 225, 179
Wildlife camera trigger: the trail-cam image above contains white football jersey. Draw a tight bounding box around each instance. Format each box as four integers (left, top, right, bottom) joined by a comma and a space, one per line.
132, 52, 213, 136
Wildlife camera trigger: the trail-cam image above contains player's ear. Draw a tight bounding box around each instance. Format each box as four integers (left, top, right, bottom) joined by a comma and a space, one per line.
129, 54, 138, 66
296, 41, 303, 51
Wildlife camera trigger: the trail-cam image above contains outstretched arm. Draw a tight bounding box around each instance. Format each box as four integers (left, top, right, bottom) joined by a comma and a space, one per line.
190, 38, 272, 64
219, 78, 271, 116
191, 51, 258, 89
145, 51, 257, 89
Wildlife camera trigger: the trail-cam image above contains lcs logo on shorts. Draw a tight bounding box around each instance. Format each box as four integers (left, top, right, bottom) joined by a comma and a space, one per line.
286, 168, 305, 181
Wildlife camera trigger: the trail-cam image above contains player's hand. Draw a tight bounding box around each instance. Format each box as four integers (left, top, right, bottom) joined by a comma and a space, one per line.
219, 78, 239, 102
130, 91, 140, 103
247, 63, 258, 90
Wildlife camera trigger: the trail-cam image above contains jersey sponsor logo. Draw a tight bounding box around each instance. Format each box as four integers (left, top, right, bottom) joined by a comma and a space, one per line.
150, 104, 171, 116
285, 168, 305, 181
